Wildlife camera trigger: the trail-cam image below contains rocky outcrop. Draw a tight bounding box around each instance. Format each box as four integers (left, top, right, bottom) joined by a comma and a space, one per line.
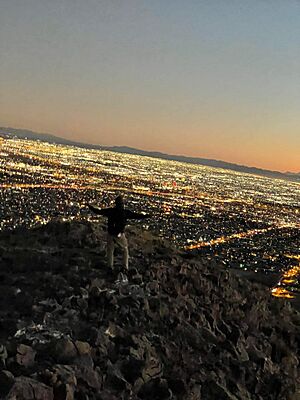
0, 220, 299, 399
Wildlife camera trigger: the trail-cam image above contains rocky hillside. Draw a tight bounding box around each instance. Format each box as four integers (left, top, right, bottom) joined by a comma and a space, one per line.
0, 220, 299, 399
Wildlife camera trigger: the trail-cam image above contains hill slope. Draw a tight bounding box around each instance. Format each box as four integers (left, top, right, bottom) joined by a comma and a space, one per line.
0, 221, 299, 399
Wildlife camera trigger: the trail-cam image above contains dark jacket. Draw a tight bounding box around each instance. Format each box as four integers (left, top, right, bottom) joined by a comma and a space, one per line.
89, 205, 149, 236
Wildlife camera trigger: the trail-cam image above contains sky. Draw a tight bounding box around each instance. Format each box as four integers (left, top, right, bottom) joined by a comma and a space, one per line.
0, 1, 300, 172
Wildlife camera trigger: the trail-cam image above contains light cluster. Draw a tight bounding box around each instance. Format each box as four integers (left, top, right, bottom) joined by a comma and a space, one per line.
1, 135, 300, 299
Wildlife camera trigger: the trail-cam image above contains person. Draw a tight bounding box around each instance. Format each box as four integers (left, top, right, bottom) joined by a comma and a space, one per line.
88, 195, 150, 271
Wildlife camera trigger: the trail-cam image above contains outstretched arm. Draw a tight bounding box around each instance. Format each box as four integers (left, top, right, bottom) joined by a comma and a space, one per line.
88, 204, 110, 216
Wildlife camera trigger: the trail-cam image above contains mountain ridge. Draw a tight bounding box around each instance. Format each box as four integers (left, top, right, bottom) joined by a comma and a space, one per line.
1, 126, 299, 182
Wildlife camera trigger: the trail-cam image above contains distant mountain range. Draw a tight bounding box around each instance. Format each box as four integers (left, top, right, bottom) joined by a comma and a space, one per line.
1, 126, 299, 183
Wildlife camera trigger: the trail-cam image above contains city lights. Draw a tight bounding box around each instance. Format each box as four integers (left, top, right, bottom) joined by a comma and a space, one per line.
0, 135, 300, 299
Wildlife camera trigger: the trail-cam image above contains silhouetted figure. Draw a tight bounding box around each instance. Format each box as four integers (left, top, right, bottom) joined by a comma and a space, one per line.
89, 195, 150, 270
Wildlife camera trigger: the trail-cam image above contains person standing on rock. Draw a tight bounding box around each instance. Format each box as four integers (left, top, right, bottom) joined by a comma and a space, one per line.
88, 195, 150, 271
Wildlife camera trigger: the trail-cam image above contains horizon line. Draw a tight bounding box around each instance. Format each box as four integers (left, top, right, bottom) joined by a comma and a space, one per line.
0, 124, 299, 177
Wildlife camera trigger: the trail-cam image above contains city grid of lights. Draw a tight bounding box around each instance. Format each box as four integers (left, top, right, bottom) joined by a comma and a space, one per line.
0, 134, 300, 300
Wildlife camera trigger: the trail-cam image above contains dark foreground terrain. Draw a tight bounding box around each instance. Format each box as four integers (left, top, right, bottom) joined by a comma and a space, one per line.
0, 220, 299, 399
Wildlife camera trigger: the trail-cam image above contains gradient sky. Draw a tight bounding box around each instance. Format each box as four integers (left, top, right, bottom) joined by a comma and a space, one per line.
1, 1, 300, 172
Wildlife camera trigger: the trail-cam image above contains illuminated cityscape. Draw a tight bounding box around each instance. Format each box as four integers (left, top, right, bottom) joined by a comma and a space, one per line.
0, 134, 300, 299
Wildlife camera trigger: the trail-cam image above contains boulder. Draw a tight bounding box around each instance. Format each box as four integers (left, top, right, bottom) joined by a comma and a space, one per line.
75, 365, 102, 390
0, 370, 15, 396
40, 365, 77, 400
6, 377, 53, 400
201, 379, 239, 400
138, 378, 172, 400
16, 343, 36, 368
54, 339, 77, 363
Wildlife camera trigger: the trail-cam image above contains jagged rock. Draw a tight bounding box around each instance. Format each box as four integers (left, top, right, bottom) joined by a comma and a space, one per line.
54, 383, 75, 400
16, 343, 36, 368
54, 339, 77, 363
137, 378, 172, 400
6, 376, 54, 400
0, 370, 15, 396
53, 339, 93, 367
15, 291, 34, 314
97, 391, 119, 400
198, 326, 219, 345
89, 327, 109, 348
246, 336, 267, 362
40, 365, 77, 400
142, 353, 163, 382
177, 322, 208, 350
74, 340, 91, 355
186, 383, 201, 400
0, 344, 8, 369
123, 361, 144, 390
106, 359, 129, 391
281, 353, 299, 379
128, 268, 143, 284
167, 378, 186, 396
75, 365, 102, 390
202, 379, 239, 400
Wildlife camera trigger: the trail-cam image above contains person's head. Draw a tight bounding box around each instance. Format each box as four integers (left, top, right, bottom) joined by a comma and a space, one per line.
115, 195, 124, 209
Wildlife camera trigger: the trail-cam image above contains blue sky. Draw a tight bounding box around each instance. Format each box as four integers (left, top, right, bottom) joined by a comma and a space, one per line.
1, 1, 299, 171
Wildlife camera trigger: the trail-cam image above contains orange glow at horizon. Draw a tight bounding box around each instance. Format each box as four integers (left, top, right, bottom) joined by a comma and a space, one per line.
1, 116, 299, 174
1, 2, 300, 174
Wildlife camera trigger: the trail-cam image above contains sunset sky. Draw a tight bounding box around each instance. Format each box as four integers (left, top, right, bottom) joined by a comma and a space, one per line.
0, 1, 299, 172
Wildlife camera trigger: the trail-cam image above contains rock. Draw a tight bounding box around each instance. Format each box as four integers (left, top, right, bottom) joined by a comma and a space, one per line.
142, 353, 163, 382
281, 353, 299, 379
202, 379, 239, 400
77, 297, 88, 312
6, 377, 54, 400
167, 378, 186, 396
16, 343, 36, 368
88, 327, 108, 347
74, 340, 91, 356
97, 391, 119, 400
41, 365, 77, 400
53, 339, 93, 367
177, 323, 207, 350
0, 370, 15, 396
54, 383, 75, 400
186, 384, 202, 400
128, 268, 143, 284
0, 344, 8, 370
90, 278, 106, 292
138, 378, 172, 400
54, 339, 77, 363
106, 360, 128, 391
120, 357, 145, 384
15, 291, 34, 314
199, 326, 219, 345
43, 364, 77, 385
146, 281, 160, 294
75, 365, 102, 390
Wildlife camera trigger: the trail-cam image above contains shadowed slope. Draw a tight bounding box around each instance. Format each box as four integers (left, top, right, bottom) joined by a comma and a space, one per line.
0, 221, 299, 399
